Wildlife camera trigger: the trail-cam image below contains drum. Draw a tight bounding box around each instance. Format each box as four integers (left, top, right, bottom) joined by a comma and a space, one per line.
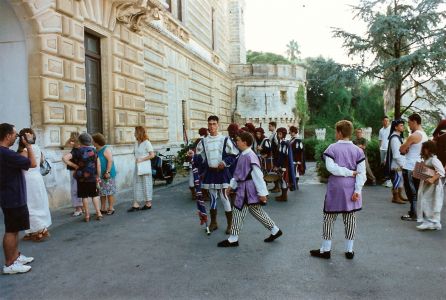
264, 172, 281, 183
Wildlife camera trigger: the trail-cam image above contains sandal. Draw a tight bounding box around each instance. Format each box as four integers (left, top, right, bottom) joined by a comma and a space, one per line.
141, 205, 152, 210
127, 206, 140, 212
23, 234, 34, 241
107, 209, 115, 215
96, 215, 103, 221
84, 215, 90, 222
100, 210, 107, 214
401, 214, 417, 221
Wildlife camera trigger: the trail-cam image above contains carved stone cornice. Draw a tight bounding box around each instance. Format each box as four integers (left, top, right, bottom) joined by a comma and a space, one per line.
113, 0, 164, 32
162, 14, 190, 42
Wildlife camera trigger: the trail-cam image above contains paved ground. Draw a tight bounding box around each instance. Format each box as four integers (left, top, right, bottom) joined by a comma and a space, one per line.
2, 163, 446, 299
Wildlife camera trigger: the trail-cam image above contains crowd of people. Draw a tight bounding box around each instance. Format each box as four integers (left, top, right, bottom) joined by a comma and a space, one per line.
0, 123, 155, 274
1, 111, 445, 274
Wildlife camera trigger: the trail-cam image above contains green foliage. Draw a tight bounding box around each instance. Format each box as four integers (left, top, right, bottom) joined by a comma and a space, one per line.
333, 0, 446, 118
294, 84, 309, 128
286, 40, 301, 63
302, 137, 318, 161
314, 140, 334, 180
304, 56, 385, 133
314, 137, 385, 182
246, 50, 291, 64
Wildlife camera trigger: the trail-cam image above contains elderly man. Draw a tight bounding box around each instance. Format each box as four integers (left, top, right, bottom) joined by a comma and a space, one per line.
0, 123, 36, 274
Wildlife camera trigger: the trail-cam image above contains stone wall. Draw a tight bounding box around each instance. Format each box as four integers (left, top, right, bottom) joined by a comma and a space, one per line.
230, 64, 307, 130
2, 0, 237, 208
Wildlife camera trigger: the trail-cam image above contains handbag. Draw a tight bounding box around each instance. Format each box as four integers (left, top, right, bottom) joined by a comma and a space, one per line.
412, 161, 436, 181
137, 160, 151, 176
40, 158, 51, 176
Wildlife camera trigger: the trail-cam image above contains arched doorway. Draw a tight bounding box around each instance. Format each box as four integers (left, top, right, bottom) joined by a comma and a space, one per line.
0, 0, 30, 129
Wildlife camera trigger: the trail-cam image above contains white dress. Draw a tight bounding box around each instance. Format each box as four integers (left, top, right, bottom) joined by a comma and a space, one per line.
133, 140, 154, 202
417, 155, 445, 225
23, 145, 52, 233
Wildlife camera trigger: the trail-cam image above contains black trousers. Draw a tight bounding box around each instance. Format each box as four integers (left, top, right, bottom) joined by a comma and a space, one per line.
402, 169, 420, 216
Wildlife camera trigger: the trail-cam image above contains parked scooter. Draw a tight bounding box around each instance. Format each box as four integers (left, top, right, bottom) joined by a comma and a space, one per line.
151, 148, 176, 184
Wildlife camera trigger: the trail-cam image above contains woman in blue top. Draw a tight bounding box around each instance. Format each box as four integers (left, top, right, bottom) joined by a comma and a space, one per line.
92, 133, 117, 215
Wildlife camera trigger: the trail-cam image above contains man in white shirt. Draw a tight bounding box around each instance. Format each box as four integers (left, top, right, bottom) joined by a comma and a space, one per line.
399, 113, 428, 221
379, 116, 392, 187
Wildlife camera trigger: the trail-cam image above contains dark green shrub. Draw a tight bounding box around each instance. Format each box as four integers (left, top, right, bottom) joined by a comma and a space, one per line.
314, 140, 334, 181
303, 137, 318, 161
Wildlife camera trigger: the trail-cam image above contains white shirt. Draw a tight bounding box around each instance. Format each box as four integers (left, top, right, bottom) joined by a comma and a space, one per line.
379, 126, 391, 150
134, 140, 153, 159
196, 134, 239, 168
404, 130, 428, 171
390, 134, 405, 170
324, 140, 367, 194
229, 148, 269, 196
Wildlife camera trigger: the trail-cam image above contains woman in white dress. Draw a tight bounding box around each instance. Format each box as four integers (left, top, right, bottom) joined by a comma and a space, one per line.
18, 128, 52, 241
128, 126, 155, 212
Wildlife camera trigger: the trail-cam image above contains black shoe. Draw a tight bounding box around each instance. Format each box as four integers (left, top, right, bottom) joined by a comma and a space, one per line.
217, 240, 239, 247
345, 252, 355, 259
141, 205, 152, 210
127, 207, 140, 212
310, 249, 331, 259
401, 213, 417, 221
264, 229, 283, 242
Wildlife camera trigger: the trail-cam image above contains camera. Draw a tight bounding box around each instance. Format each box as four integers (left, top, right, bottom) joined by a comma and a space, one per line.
18, 133, 35, 144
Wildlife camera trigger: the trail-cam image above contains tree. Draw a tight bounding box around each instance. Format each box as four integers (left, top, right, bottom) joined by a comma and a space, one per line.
304, 57, 358, 118
333, 0, 446, 119
286, 40, 301, 63
246, 50, 291, 64
293, 84, 309, 129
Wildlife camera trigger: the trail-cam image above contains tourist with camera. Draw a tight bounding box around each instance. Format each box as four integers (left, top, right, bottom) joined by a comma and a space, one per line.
0, 123, 36, 274
17, 128, 52, 242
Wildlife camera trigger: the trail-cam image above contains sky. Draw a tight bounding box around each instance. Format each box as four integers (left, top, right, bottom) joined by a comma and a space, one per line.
244, 0, 367, 64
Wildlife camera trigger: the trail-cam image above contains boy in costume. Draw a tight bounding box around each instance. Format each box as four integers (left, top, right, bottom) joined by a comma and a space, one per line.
310, 120, 366, 260
274, 127, 296, 201
289, 126, 306, 190
217, 132, 282, 247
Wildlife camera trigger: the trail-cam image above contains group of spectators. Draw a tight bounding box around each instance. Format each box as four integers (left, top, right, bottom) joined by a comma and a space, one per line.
357, 114, 445, 231
0, 123, 157, 274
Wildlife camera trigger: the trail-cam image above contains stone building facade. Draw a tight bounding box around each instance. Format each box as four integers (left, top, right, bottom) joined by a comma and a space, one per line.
0, 0, 306, 208
230, 63, 306, 129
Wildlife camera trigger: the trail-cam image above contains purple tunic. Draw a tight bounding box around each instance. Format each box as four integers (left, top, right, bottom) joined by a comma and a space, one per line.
233, 151, 261, 210
323, 142, 365, 213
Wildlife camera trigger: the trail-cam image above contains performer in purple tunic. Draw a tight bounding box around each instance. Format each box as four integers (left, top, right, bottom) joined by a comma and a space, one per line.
217, 132, 282, 247
310, 120, 366, 260
188, 116, 239, 234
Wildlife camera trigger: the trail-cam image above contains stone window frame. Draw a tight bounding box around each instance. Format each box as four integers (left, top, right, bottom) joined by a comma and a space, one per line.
84, 25, 113, 144
280, 90, 288, 104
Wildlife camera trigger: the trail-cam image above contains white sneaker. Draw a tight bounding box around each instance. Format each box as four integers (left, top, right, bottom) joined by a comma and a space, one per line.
431, 223, 442, 230
3, 261, 31, 275
384, 180, 393, 188
72, 211, 83, 217
16, 253, 34, 265
416, 222, 431, 230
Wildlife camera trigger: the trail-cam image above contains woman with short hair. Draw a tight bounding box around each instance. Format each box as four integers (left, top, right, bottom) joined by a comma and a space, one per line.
92, 133, 117, 215
64, 133, 102, 222
18, 128, 52, 241
128, 126, 155, 212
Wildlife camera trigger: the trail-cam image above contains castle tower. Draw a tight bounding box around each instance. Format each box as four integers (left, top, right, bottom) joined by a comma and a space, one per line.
228, 0, 246, 64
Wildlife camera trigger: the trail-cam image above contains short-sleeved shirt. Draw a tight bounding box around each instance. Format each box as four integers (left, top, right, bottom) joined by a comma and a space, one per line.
0, 146, 31, 208
379, 127, 391, 150
67, 147, 81, 171
134, 140, 154, 171
73, 146, 98, 183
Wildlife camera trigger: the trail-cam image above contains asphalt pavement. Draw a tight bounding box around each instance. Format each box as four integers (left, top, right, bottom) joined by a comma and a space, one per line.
1, 163, 445, 299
